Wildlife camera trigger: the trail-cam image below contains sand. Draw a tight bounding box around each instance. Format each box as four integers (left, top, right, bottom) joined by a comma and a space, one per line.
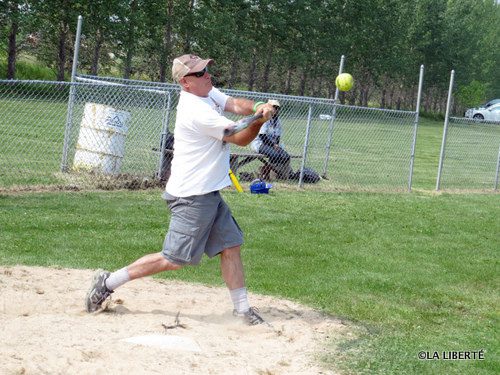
0, 266, 348, 375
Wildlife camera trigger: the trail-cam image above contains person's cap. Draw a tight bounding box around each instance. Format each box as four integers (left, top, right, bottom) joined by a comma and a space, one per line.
268, 99, 281, 108
172, 54, 213, 82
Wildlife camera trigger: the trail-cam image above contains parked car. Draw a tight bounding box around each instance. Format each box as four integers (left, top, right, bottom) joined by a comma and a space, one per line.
483, 99, 500, 108
465, 99, 500, 118
465, 103, 500, 122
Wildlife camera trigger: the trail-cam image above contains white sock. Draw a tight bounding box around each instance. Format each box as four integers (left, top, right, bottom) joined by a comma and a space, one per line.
229, 287, 250, 314
105, 267, 130, 291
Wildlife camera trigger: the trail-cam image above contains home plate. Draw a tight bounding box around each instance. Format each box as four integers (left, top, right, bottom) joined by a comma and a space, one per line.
122, 334, 202, 352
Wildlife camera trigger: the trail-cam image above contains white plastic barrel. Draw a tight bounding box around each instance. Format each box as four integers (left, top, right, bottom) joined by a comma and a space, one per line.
73, 103, 130, 174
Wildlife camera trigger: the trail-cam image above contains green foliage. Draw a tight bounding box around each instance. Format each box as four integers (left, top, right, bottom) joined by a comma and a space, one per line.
0, 0, 498, 111
0, 190, 498, 374
456, 80, 488, 108
0, 58, 56, 80
420, 110, 445, 122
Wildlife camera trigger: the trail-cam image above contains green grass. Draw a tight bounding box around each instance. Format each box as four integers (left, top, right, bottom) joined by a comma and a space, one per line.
438, 118, 500, 190
0, 94, 167, 188
0, 54, 57, 80
0, 96, 440, 191
0, 98, 68, 185
412, 118, 444, 190
2, 91, 498, 192
0, 190, 498, 374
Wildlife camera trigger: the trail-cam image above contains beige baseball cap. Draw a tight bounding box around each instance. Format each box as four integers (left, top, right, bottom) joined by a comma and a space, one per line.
268, 99, 281, 108
172, 54, 213, 82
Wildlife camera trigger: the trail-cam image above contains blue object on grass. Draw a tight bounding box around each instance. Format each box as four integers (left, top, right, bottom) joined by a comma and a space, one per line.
250, 179, 272, 194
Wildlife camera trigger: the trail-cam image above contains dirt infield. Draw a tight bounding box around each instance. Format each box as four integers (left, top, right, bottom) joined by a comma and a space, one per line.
0, 266, 348, 375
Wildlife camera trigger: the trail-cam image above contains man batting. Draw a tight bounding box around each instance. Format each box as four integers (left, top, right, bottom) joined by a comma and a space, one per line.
85, 54, 276, 325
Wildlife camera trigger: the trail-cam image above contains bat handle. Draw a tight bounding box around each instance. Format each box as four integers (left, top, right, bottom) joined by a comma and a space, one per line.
239, 112, 263, 125
224, 113, 264, 136
251, 113, 264, 121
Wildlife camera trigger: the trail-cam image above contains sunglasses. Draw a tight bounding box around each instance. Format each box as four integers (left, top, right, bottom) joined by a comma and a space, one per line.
185, 67, 207, 78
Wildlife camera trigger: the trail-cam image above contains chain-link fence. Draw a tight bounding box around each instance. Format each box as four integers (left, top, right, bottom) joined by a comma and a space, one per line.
436, 70, 500, 192
77, 74, 421, 191
1, 80, 67, 188
1, 77, 420, 192
0, 79, 172, 190
437, 117, 500, 190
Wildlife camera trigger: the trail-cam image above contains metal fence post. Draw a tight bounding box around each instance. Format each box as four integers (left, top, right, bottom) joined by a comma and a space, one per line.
494, 144, 500, 191
2, 66, 433, 192
299, 105, 313, 188
321, 55, 345, 178
61, 15, 83, 172
436, 70, 455, 191
408, 65, 424, 191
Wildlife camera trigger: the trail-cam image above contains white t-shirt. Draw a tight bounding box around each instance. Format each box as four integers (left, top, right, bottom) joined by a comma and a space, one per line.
250, 117, 283, 153
166, 88, 234, 197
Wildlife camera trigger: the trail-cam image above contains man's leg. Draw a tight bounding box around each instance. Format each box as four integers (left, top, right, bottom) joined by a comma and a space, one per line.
259, 163, 272, 180
86, 253, 181, 313
259, 144, 291, 179
106, 252, 182, 294
127, 252, 182, 279
86, 191, 207, 313
276, 157, 292, 179
220, 246, 265, 325
220, 245, 245, 290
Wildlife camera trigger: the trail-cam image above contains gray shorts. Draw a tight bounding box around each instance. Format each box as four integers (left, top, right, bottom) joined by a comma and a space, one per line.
161, 191, 243, 265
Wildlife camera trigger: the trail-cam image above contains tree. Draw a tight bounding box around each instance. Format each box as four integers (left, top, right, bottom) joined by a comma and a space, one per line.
455, 80, 488, 108
141, 0, 187, 82
0, 0, 38, 79
444, 0, 499, 103
0, 1, 22, 79
196, 0, 254, 88
1, 0, 497, 110
33, 0, 82, 81
78, 0, 124, 76
120, 0, 141, 79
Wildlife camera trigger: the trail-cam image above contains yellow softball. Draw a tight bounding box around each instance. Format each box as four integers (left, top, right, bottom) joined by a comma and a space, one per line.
335, 73, 354, 91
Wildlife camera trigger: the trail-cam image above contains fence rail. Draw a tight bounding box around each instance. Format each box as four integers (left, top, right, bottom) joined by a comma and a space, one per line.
0, 78, 426, 193
2, 22, 497, 193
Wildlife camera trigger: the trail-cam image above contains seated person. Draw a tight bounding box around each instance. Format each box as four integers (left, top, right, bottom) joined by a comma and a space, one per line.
250, 100, 291, 179
157, 131, 175, 182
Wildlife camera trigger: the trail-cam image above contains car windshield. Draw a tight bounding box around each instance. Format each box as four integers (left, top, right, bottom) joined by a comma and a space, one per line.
484, 99, 500, 108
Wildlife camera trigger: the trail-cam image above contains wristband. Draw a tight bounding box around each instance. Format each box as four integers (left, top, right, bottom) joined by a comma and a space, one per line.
252, 101, 265, 113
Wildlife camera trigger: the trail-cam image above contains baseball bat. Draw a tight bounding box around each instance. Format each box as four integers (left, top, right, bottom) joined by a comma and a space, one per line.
223, 113, 263, 137
228, 169, 243, 192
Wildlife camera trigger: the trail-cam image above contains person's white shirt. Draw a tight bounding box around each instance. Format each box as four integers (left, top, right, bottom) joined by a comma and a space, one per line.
250, 117, 283, 153
166, 88, 234, 197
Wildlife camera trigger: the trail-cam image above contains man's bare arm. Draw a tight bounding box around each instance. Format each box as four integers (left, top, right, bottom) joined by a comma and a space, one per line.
225, 97, 260, 116
223, 103, 275, 146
